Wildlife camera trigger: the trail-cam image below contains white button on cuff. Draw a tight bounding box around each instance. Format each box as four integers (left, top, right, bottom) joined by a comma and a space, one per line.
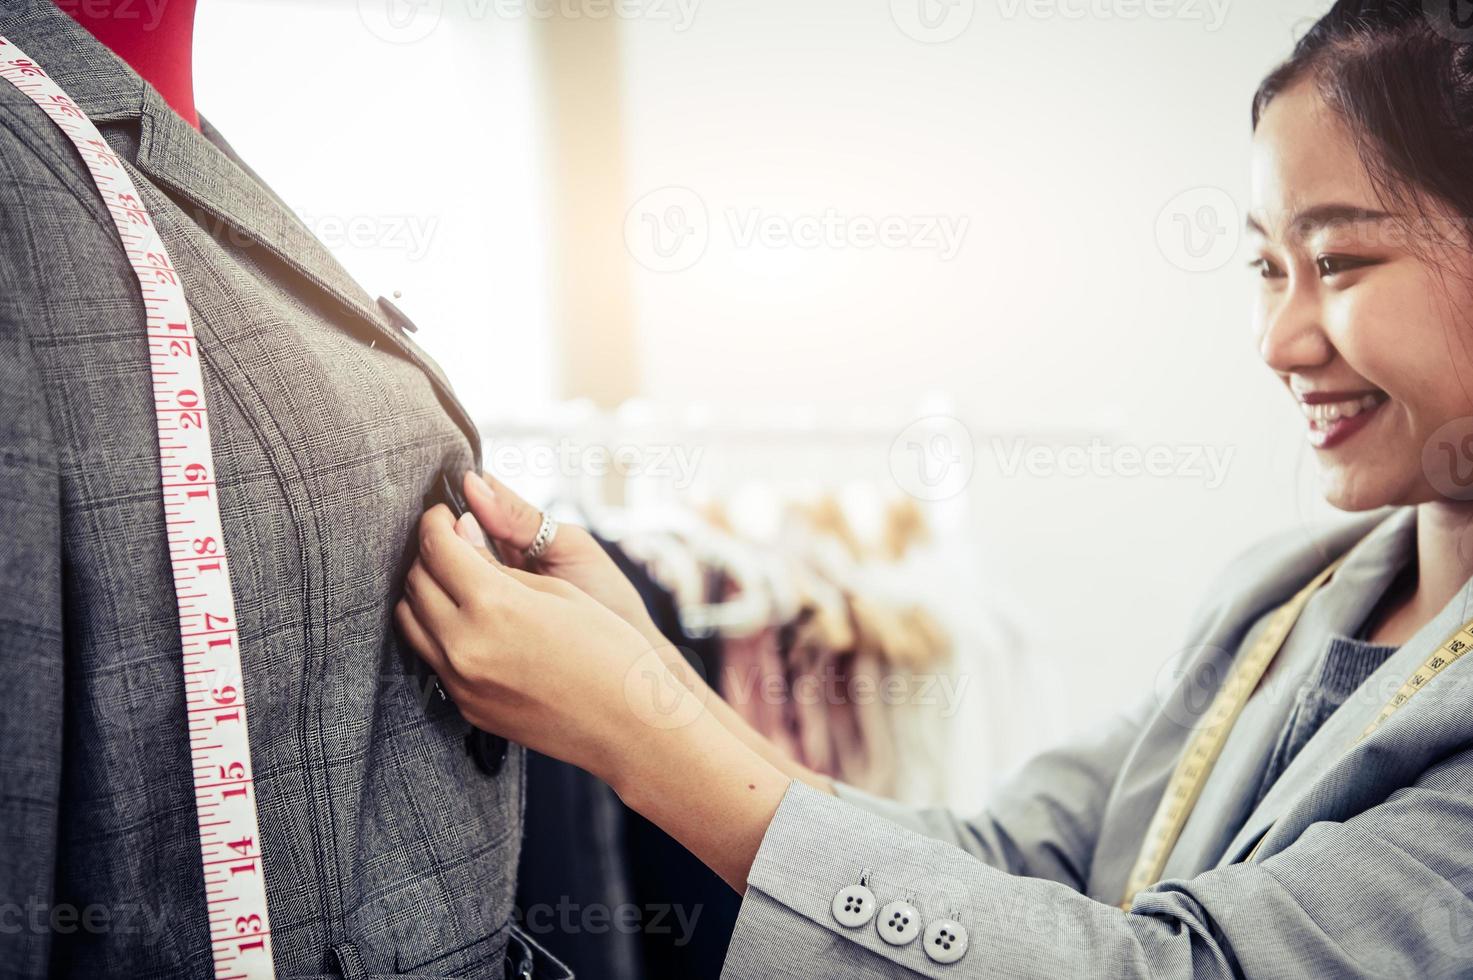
877, 899, 921, 946
831, 884, 877, 928
923, 918, 969, 964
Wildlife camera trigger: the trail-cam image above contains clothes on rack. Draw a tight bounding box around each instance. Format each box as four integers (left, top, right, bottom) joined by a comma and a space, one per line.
615, 494, 964, 798
516, 490, 1014, 978
515, 535, 737, 980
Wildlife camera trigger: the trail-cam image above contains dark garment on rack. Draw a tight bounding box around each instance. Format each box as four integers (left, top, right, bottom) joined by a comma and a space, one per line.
602, 538, 740, 980
515, 750, 642, 980
515, 536, 736, 980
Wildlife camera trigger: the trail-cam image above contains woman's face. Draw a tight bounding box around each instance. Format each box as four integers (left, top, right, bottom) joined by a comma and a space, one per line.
1249, 77, 1473, 511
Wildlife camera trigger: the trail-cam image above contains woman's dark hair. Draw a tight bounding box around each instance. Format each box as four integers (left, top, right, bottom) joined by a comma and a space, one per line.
1252, 0, 1473, 247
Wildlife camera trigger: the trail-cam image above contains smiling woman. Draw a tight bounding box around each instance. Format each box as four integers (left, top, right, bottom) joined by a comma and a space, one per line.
1248, 58, 1473, 507
392, 1, 1473, 976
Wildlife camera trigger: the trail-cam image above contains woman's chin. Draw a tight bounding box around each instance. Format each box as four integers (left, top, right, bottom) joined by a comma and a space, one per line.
1316, 466, 1411, 512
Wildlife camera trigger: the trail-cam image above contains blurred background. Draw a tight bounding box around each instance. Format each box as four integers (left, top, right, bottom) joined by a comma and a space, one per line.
194, 0, 1344, 822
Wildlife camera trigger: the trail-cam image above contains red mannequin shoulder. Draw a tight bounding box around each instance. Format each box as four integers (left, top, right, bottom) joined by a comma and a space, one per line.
53, 0, 200, 129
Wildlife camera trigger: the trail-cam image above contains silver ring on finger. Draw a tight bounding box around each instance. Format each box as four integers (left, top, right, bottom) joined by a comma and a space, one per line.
525, 512, 559, 562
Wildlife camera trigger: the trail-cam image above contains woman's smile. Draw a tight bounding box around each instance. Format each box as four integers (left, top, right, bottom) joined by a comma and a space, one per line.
1298, 388, 1389, 449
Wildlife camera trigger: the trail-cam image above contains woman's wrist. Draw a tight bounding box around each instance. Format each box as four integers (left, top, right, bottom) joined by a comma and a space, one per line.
634, 633, 839, 796
606, 700, 791, 891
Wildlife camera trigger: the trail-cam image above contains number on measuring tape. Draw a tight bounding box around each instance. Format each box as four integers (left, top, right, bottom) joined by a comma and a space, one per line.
0, 35, 276, 980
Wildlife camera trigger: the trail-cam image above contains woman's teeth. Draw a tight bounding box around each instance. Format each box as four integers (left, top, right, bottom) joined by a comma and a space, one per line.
1301, 393, 1383, 427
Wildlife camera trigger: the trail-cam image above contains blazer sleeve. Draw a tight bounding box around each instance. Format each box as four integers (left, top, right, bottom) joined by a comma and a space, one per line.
827, 693, 1155, 889
0, 119, 67, 979
722, 749, 1473, 979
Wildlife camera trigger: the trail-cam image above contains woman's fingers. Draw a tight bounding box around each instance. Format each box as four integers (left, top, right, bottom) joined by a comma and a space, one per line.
395, 598, 449, 674
417, 504, 504, 607
454, 512, 503, 566
463, 470, 537, 547
498, 563, 580, 598
404, 558, 457, 622
463, 470, 577, 566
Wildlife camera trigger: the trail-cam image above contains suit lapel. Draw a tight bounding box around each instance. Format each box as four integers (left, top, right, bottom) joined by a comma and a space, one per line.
133, 90, 403, 346
3, 0, 408, 354
132, 92, 481, 456
0, 2, 482, 458
1219, 509, 1473, 865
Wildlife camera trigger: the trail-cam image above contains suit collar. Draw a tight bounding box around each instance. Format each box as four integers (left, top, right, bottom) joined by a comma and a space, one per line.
1221, 505, 1473, 865
0, 0, 398, 342
134, 91, 399, 340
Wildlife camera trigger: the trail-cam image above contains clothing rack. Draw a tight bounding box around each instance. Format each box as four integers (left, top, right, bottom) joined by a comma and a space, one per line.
478, 399, 1123, 516
501, 400, 1094, 980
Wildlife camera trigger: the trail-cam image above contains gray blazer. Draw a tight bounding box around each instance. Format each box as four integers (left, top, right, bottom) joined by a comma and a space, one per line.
0, 4, 548, 977
723, 505, 1473, 978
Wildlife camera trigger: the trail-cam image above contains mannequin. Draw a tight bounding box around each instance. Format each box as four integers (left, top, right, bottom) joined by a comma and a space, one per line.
54, 0, 199, 128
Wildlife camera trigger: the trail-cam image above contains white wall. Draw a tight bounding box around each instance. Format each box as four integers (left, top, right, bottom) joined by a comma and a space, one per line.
196, 0, 1349, 784
616, 0, 1344, 748
195, 0, 555, 419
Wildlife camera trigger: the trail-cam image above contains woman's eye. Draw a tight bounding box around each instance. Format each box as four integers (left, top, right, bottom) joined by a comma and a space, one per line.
1315, 254, 1372, 278
1248, 257, 1284, 279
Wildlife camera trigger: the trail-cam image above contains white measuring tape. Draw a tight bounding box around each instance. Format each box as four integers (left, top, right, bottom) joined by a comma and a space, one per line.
0, 37, 276, 979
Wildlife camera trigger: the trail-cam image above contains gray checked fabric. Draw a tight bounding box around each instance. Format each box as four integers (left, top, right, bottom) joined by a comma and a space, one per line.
722, 506, 1473, 978
0, 4, 544, 977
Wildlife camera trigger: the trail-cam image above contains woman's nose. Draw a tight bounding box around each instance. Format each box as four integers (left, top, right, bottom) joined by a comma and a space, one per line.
1257, 283, 1333, 375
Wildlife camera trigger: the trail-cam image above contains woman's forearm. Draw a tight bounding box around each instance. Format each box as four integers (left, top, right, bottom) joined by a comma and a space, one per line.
602, 702, 791, 892
648, 634, 837, 796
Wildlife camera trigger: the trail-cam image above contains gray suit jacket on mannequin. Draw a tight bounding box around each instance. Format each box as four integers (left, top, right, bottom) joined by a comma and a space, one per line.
723, 505, 1473, 979
0, 4, 564, 977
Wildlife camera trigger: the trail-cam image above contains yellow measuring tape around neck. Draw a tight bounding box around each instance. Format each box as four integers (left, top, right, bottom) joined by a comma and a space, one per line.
1119, 549, 1473, 910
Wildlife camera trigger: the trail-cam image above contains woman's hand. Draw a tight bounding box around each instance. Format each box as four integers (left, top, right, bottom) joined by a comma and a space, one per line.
394, 500, 800, 893
454, 469, 837, 797
395, 504, 711, 783
459, 471, 663, 645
